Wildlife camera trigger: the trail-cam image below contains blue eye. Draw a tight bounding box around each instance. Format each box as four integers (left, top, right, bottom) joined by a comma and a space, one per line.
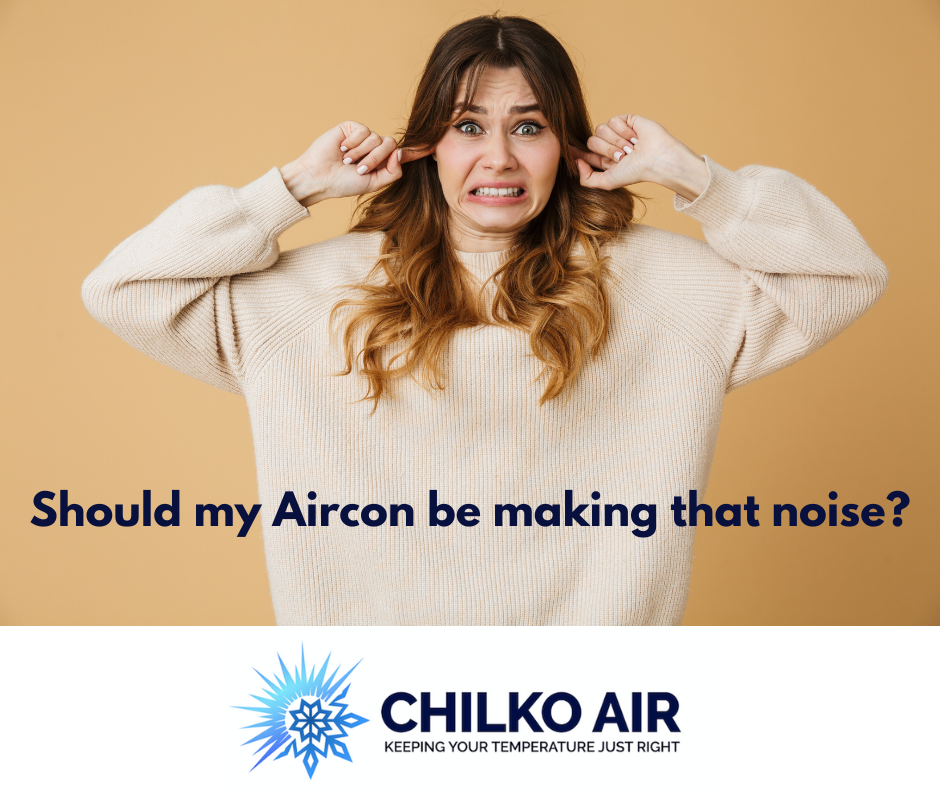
456, 121, 483, 135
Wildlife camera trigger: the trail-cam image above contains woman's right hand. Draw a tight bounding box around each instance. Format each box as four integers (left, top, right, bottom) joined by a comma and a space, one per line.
279, 122, 428, 207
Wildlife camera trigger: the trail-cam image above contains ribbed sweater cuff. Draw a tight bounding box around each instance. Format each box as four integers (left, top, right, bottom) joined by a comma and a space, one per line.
234, 166, 310, 241
673, 155, 757, 237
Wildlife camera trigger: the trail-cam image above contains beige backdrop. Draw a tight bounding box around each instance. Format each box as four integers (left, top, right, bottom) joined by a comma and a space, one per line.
1, 0, 937, 625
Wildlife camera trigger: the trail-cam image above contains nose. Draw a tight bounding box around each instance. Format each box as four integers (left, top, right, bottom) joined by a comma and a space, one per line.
482, 131, 516, 171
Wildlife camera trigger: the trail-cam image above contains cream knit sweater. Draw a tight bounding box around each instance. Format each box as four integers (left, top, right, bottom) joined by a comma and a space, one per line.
82, 157, 888, 625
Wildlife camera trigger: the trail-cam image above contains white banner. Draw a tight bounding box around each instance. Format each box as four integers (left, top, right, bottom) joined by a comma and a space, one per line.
1, 627, 935, 786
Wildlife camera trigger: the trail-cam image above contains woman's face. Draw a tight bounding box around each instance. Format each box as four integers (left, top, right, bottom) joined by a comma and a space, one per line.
432, 66, 562, 252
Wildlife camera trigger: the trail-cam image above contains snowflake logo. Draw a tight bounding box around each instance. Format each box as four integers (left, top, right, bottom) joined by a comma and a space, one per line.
235, 647, 369, 779
290, 698, 338, 743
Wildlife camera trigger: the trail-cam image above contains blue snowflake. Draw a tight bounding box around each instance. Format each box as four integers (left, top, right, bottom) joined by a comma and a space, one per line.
235, 647, 369, 779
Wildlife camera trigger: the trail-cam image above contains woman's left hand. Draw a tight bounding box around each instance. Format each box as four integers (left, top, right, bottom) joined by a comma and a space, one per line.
572, 114, 710, 202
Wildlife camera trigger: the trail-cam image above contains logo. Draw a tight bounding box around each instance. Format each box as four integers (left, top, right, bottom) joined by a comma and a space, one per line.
235, 647, 369, 779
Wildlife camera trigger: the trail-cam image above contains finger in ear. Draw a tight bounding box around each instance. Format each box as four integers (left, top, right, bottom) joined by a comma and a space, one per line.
399, 146, 435, 164
575, 158, 592, 182
387, 149, 401, 179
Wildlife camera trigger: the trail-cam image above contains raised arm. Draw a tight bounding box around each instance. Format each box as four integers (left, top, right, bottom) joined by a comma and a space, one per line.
671, 157, 888, 389
82, 171, 309, 393
82, 122, 424, 393
575, 114, 888, 390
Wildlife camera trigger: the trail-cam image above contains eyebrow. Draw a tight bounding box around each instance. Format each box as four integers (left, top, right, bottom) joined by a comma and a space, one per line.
462, 103, 542, 116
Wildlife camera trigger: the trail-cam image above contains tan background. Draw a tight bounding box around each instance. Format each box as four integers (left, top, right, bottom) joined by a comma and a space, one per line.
1, 0, 937, 625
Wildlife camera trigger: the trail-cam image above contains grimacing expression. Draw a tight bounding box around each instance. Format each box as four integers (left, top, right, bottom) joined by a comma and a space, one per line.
432, 67, 562, 246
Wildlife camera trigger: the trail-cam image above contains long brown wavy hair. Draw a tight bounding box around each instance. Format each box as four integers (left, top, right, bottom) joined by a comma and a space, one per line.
333, 14, 640, 411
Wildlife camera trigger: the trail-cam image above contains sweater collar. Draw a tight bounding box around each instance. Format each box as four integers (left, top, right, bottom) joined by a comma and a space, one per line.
455, 248, 510, 278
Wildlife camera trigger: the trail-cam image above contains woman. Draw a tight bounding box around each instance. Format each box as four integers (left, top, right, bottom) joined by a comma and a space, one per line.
82, 15, 888, 625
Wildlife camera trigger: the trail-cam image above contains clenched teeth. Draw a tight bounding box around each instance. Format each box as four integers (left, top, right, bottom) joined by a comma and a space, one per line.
472, 187, 523, 197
